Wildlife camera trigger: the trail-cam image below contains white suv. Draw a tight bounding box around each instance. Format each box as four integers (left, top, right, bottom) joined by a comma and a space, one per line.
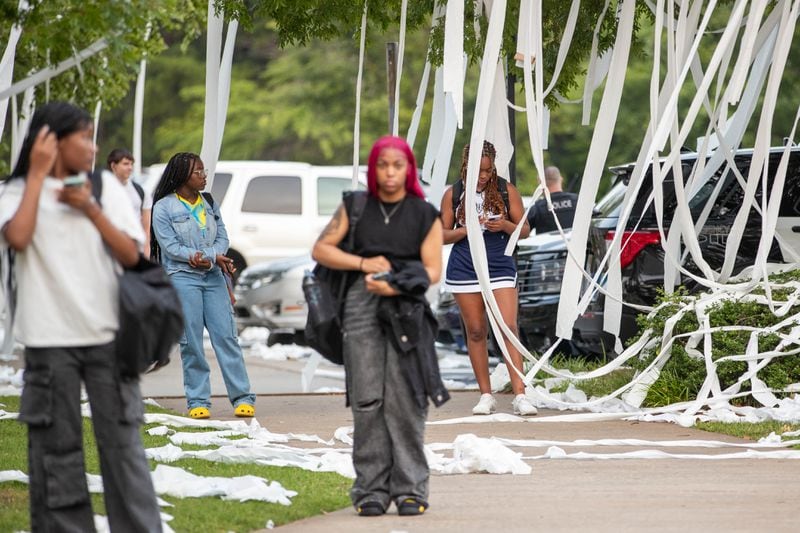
144, 161, 365, 273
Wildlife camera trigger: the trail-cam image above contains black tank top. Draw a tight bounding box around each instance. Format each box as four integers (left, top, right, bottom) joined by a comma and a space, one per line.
347, 194, 439, 261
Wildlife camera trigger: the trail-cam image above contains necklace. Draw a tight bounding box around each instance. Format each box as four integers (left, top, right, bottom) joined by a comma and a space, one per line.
378, 198, 405, 225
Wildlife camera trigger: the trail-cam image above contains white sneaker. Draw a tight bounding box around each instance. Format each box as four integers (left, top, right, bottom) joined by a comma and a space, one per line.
472, 393, 497, 415
512, 394, 538, 416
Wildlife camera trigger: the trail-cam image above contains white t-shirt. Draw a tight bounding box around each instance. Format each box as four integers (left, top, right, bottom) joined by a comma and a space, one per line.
0, 172, 145, 347
123, 178, 153, 214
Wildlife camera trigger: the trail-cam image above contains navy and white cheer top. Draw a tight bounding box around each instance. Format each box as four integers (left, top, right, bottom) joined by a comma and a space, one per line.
443, 190, 517, 293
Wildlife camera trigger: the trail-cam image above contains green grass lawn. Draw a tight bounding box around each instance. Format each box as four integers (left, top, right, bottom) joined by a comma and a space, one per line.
0, 395, 351, 532
695, 420, 800, 448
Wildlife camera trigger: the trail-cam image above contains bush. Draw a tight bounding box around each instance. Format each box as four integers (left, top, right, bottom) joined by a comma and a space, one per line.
629, 272, 800, 407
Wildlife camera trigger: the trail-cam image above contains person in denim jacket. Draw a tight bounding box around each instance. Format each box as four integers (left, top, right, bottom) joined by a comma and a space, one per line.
150, 152, 255, 419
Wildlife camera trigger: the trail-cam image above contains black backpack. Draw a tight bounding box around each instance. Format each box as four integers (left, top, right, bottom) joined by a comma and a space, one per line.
90, 171, 185, 378
451, 178, 510, 220
132, 180, 145, 204
302, 191, 368, 365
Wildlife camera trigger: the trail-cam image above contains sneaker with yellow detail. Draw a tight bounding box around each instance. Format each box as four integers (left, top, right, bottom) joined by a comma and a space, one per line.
397, 497, 428, 516
356, 501, 385, 516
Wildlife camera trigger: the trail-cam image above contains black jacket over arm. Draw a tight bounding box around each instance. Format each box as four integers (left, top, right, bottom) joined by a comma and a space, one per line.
377, 260, 450, 410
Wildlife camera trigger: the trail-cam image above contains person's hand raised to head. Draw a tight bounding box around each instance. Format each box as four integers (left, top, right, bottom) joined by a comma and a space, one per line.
28, 126, 57, 181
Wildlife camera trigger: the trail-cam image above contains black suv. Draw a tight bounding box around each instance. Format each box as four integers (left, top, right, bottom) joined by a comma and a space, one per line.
573, 146, 800, 355
516, 232, 572, 352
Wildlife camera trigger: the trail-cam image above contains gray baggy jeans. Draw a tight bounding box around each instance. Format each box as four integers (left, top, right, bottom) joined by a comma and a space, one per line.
19, 343, 162, 533
343, 277, 429, 510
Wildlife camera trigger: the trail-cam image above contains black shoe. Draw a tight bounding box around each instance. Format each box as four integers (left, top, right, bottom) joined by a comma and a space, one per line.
397, 498, 428, 516
356, 501, 385, 517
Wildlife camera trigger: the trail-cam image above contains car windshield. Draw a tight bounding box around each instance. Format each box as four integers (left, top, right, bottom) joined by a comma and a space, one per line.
593, 180, 627, 217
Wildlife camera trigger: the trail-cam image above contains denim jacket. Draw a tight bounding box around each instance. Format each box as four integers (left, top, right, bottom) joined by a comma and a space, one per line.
152, 194, 229, 275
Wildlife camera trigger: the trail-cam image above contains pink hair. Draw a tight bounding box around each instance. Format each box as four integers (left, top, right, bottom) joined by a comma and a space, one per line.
366, 135, 425, 199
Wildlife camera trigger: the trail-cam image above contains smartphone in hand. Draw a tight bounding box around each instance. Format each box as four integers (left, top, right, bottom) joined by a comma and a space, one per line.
372, 271, 392, 282
63, 173, 87, 187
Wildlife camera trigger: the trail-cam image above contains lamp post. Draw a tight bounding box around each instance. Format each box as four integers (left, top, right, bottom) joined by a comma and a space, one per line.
386, 42, 398, 134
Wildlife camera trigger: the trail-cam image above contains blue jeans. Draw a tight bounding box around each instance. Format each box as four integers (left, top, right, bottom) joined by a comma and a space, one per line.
170, 269, 255, 410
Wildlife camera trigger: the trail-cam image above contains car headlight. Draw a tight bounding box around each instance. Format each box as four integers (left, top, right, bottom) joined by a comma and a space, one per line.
249, 271, 284, 290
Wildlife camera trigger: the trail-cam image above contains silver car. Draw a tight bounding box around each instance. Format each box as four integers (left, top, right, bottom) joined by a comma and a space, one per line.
233, 254, 313, 345
234, 245, 448, 346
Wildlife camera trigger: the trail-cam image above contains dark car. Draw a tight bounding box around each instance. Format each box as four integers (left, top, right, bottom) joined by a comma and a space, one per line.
516, 232, 573, 352
573, 146, 800, 355
433, 268, 504, 358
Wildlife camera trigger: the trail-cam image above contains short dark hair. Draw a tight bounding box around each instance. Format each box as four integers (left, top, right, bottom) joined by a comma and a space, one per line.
107, 148, 134, 169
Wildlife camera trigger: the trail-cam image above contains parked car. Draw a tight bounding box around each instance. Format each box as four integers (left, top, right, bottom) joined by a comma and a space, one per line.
145, 161, 366, 276
516, 231, 573, 352
234, 241, 447, 343
233, 254, 311, 344
573, 146, 800, 355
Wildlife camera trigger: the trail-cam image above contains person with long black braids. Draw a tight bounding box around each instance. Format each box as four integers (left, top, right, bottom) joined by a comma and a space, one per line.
441, 141, 538, 417
0, 101, 161, 532
312, 136, 445, 517
150, 152, 255, 419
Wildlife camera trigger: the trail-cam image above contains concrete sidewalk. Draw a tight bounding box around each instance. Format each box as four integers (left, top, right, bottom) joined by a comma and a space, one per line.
128, 350, 800, 533
10, 340, 800, 533
151, 392, 799, 533
11, 345, 796, 531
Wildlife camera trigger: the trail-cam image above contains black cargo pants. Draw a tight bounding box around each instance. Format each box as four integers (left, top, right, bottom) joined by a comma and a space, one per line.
19, 343, 162, 533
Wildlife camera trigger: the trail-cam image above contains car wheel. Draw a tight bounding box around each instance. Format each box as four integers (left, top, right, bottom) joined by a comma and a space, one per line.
293, 330, 307, 346
266, 332, 294, 347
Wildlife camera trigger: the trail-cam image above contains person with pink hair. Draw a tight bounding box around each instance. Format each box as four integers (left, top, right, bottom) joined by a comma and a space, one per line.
313, 136, 443, 517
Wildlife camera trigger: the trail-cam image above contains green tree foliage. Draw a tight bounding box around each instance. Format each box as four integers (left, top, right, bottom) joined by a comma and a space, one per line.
94, 1, 800, 201
98, 21, 437, 166
218, 0, 646, 109
218, 0, 434, 45
0, 0, 207, 173
0, 0, 206, 108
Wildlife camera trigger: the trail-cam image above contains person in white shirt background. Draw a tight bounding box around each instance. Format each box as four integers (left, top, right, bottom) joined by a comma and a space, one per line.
107, 147, 153, 257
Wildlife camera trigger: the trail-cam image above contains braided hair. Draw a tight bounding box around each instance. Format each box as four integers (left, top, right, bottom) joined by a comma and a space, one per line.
149, 152, 200, 262
455, 141, 507, 226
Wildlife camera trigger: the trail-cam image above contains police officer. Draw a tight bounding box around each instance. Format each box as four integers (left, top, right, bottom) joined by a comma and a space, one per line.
527, 166, 578, 233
